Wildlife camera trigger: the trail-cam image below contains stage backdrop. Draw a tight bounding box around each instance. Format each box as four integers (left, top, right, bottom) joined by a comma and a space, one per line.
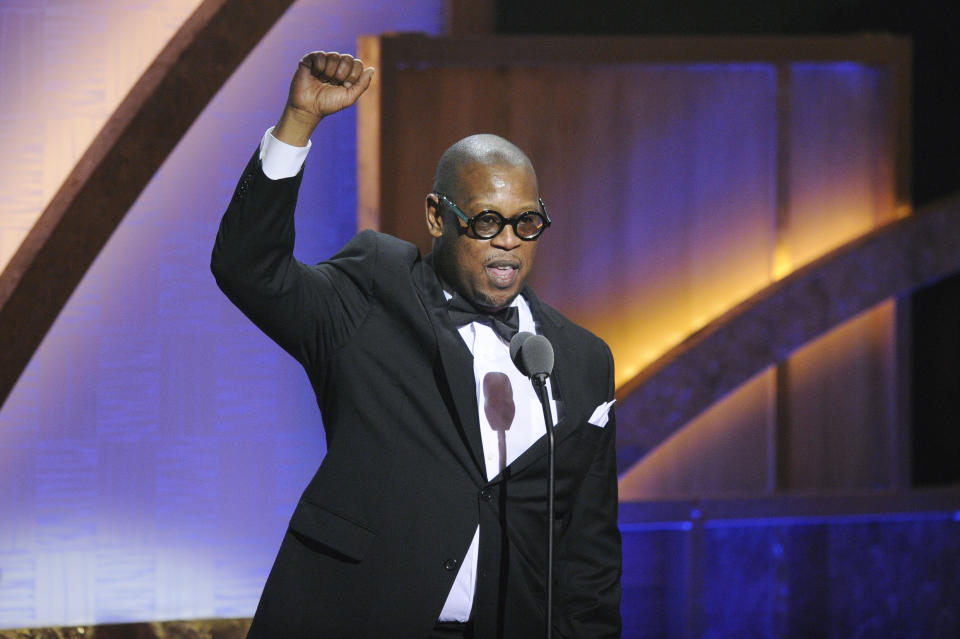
0, 0, 444, 628
3, 4, 956, 638
356, 34, 911, 496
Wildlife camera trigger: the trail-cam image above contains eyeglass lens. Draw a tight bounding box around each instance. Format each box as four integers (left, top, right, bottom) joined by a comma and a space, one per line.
474, 211, 546, 239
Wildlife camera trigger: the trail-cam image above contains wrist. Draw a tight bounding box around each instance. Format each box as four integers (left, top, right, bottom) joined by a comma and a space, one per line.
273, 105, 322, 147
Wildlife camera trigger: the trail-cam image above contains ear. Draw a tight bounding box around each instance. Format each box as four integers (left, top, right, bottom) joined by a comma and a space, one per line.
425, 193, 444, 239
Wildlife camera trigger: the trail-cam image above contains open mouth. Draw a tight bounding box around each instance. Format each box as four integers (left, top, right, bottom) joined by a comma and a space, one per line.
484, 259, 520, 288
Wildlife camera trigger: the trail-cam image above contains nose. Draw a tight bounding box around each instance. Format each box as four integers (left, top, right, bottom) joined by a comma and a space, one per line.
491, 222, 522, 250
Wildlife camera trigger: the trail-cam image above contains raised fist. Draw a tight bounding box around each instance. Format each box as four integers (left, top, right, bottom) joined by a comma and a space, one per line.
274, 51, 375, 145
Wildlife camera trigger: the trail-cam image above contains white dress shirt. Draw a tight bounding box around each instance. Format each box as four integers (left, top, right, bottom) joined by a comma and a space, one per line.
438, 294, 558, 621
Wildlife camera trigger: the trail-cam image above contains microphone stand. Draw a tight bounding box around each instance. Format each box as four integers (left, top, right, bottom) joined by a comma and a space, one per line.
532, 373, 554, 639
510, 332, 556, 639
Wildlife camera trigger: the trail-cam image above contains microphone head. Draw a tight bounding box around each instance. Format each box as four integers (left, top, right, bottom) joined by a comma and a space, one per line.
510, 331, 535, 374
520, 334, 554, 378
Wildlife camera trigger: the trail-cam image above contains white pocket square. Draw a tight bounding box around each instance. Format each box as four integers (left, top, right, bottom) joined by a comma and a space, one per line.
588, 399, 616, 428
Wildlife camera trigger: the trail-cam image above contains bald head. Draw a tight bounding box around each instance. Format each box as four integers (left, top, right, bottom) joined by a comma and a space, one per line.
425, 133, 543, 311
433, 134, 535, 201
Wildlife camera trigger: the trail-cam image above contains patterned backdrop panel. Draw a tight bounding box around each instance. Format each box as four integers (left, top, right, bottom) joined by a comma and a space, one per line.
0, 0, 444, 628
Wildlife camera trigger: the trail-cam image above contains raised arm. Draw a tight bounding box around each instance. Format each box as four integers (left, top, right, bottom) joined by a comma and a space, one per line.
210, 52, 375, 374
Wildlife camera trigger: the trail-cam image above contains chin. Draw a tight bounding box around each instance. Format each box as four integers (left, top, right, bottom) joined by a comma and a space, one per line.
474, 289, 519, 311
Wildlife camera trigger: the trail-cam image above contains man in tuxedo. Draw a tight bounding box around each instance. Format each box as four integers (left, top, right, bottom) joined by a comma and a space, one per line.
212, 51, 621, 639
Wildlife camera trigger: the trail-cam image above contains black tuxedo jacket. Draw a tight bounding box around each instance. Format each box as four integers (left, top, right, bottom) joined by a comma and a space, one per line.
211, 151, 621, 638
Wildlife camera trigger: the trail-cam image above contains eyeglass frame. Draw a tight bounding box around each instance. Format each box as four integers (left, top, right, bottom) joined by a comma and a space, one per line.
433, 191, 552, 240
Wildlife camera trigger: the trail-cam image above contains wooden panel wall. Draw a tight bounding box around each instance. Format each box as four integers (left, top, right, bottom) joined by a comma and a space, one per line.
358, 34, 910, 496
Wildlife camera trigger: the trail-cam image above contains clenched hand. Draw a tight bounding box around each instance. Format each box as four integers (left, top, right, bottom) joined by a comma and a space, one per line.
273, 51, 375, 146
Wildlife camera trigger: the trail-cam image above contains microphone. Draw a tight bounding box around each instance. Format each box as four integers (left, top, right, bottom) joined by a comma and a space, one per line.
509, 330, 556, 639
509, 331, 534, 373
509, 332, 554, 381
521, 335, 554, 381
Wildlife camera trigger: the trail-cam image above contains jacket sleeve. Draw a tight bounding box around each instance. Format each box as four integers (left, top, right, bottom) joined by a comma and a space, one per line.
555, 344, 623, 638
210, 149, 375, 380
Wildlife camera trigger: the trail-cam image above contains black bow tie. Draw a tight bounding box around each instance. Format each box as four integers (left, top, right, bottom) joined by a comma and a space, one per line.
447, 295, 519, 342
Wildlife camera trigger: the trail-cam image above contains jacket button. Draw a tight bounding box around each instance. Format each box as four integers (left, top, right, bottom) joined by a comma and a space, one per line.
480, 487, 494, 501
236, 174, 252, 197
444, 558, 459, 571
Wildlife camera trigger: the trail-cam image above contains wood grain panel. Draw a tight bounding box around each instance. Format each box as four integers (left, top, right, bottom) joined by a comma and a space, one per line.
358, 34, 914, 489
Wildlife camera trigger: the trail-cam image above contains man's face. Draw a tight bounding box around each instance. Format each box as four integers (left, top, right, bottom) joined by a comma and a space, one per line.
427, 162, 542, 311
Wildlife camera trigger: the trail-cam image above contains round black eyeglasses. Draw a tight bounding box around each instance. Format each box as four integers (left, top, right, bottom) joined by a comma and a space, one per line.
435, 192, 552, 240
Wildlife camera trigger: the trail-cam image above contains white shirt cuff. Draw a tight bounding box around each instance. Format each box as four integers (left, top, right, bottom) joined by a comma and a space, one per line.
259, 126, 311, 180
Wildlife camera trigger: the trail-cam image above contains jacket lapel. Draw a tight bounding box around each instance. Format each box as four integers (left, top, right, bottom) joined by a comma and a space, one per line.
493, 287, 586, 480
412, 255, 487, 478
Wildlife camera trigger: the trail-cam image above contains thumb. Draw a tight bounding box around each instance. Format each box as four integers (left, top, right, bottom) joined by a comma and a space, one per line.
345, 66, 375, 103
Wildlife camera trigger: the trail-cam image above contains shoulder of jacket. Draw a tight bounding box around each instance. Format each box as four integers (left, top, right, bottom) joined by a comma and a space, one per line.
354, 229, 422, 264
531, 294, 607, 349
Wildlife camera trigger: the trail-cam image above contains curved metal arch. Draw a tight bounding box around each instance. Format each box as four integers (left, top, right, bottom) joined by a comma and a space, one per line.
0, 0, 295, 407
615, 194, 960, 473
